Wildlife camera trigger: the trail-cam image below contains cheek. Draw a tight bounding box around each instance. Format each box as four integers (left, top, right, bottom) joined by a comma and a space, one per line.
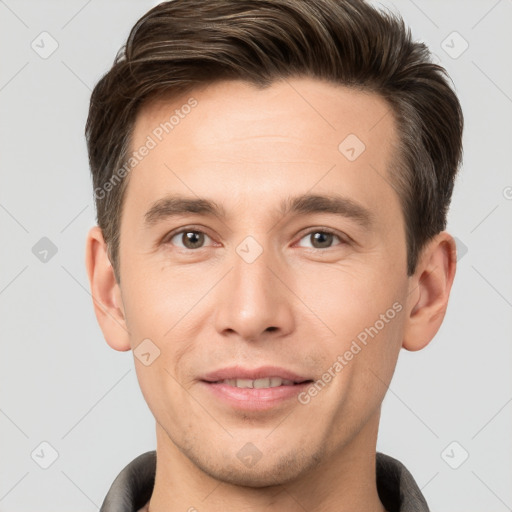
291, 263, 406, 399
120, 255, 200, 339
132, 356, 186, 431
294, 263, 402, 338
120, 259, 209, 389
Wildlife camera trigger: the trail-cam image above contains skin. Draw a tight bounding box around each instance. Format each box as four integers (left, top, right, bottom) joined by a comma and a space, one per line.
86, 77, 457, 512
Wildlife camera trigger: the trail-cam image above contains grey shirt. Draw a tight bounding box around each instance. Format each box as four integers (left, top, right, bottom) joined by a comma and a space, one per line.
100, 451, 430, 512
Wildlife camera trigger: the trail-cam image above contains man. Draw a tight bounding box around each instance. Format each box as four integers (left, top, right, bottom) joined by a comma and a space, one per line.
85, 0, 463, 510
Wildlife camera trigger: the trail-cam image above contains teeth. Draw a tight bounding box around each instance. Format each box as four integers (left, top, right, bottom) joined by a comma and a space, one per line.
219, 377, 296, 388
236, 378, 254, 388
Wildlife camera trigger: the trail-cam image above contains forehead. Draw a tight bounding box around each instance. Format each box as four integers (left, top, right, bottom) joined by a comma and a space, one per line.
134, 78, 396, 161
124, 77, 402, 231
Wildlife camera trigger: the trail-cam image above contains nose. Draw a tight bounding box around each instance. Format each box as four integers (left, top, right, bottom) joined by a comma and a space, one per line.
213, 241, 295, 342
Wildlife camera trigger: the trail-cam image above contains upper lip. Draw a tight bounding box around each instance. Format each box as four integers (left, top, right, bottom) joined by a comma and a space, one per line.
201, 365, 312, 383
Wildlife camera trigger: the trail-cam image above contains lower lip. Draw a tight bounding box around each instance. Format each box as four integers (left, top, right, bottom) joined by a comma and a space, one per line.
200, 381, 312, 411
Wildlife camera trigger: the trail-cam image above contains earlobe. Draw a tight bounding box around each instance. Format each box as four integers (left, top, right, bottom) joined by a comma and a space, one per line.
402, 231, 457, 351
85, 226, 131, 352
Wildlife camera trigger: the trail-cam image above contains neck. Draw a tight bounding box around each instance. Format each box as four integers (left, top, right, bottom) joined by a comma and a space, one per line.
146, 409, 386, 512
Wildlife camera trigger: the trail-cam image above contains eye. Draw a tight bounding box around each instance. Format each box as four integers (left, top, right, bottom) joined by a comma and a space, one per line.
166, 229, 214, 250
296, 229, 345, 250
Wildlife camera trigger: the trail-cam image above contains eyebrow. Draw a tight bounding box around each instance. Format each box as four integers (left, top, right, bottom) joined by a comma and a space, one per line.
144, 193, 375, 230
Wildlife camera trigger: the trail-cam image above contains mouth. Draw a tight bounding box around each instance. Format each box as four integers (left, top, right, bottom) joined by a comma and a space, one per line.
204, 377, 313, 388
199, 367, 314, 411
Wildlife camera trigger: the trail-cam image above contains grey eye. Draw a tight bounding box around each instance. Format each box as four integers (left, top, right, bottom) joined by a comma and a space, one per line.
170, 230, 211, 249
297, 231, 341, 249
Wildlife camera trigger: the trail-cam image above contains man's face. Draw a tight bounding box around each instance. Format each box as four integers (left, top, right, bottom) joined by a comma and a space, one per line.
117, 78, 410, 485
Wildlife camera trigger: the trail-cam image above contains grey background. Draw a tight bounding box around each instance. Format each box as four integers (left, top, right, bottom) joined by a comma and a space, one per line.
0, 0, 511, 510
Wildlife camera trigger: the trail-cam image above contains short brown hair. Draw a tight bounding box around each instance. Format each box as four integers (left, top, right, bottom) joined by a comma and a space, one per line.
86, 0, 463, 282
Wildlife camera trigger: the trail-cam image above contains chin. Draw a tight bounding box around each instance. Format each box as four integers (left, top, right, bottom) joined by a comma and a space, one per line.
184, 444, 323, 488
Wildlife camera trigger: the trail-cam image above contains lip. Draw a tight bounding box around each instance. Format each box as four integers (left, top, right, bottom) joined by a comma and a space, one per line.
200, 381, 312, 411
200, 365, 311, 383
199, 365, 313, 412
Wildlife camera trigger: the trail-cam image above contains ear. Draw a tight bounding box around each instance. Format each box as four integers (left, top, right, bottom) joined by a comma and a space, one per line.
85, 226, 131, 352
402, 231, 457, 351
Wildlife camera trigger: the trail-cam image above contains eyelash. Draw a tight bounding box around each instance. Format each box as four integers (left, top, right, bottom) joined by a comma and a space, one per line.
162, 226, 348, 251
